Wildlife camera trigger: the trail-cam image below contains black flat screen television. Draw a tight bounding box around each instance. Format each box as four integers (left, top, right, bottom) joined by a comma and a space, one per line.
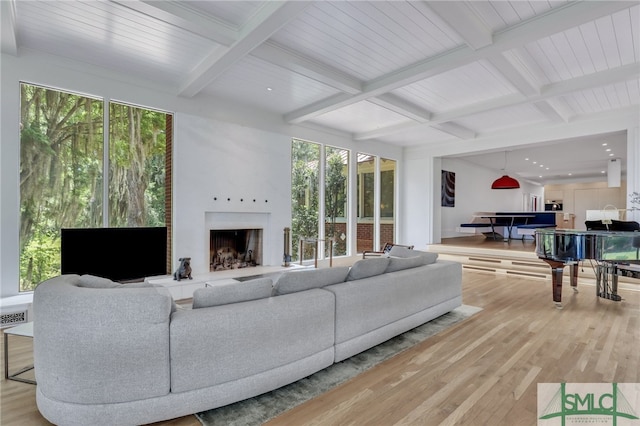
61, 227, 168, 282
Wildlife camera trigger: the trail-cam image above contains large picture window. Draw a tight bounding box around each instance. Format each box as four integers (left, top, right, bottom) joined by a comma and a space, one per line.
19, 83, 172, 291
380, 158, 396, 245
357, 153, 376, 253
325, 147, 348, 257
291, 139, 320, 262
291, 141, 397, 260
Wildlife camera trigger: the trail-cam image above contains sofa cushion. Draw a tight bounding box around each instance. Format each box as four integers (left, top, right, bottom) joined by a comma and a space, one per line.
387, 245, 415, 258
346, 257, 390, 281
192, 277, 273, 308
388, 246, 438, 263
274, 266, 350, 295
79, 274, 121, 288
386, 255, 429, 273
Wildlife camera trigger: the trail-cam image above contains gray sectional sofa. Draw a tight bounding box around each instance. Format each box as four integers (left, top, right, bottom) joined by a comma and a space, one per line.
33, 247, 462, 426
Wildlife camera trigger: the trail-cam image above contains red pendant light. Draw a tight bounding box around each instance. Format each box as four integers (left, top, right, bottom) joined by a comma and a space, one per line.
491, 175, 520, 189
491, 151, 520, 189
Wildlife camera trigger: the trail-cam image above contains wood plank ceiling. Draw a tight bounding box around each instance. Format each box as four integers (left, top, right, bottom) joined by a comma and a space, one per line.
2, 1, 639, 183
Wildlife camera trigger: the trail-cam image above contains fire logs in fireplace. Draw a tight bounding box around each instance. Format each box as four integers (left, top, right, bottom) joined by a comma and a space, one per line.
210, 229, 262, 271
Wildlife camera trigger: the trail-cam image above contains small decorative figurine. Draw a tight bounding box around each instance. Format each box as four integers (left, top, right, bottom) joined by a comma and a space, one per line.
173, 257, 192, 281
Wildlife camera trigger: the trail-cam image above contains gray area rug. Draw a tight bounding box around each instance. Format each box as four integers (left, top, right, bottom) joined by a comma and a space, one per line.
195, 305, 482, 426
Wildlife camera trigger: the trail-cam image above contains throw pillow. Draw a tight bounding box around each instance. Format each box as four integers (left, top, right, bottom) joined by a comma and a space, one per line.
346, 257, 390, 281
79, 274, 121, 288
192, 277, 273, 309
273, 266, 350, 295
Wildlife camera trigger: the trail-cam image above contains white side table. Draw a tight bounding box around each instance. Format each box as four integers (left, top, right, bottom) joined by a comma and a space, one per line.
3, 321, 35, 384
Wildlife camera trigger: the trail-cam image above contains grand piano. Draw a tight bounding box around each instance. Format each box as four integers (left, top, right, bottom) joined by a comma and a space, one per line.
535, 227, 640, 308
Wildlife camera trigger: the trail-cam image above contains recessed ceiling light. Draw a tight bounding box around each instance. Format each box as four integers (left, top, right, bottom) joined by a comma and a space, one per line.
539, 164, 544, 167
606, 148, 611, 152
533, 161, 537, 164
525, 158, 529, 161
609, 153, 614, 156
546, 167, 549, 170
539, 175, 542, 178
601, 170, 606, 173
568, 173, 572, 176
266, 87, 273, 91
602, 143, 608, 146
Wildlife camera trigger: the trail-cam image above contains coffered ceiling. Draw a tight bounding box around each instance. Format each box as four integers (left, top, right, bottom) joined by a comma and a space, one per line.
2, 1, 639, 183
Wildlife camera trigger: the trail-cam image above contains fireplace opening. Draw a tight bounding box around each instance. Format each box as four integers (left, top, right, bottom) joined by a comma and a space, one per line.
210, 229, 262, 271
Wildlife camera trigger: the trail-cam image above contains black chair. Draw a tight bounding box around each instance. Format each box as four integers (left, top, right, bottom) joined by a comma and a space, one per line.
363, 242, 414, 258
610, 220, 640, 232
585, 220, 611, 231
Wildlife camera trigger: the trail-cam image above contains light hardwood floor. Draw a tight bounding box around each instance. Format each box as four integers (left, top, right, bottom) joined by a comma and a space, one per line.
2, 268, 639, 425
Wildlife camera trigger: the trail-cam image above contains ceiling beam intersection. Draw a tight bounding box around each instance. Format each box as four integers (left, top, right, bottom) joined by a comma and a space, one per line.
426, 1, 493, 50
251, 41, 362, 95
179, 1, 311, 98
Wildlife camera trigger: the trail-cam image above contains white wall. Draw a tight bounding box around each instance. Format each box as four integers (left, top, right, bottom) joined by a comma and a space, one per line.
174, 113, 291, 274
439, 158, 544, 238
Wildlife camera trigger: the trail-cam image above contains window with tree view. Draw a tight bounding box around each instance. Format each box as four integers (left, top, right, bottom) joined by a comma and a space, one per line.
325, 147, 348, 257
357, 153, 376, 253
19, 83, 171, 292
380, 158, 396, 246
291, 139, 320, 262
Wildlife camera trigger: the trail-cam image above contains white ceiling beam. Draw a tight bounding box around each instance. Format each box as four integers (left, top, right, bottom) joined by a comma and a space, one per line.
353, 121, 423, 142
285, 1, 634, 124
368, 94, 432, 123
357, 63, 639, 141
426, 1, 493, 50
544, 98, 575, 123
532, 101, 568, 123
1, 0, 18, 55
179, 1, 311, 98
251, 41, 362, 95
540, 62, 639, 97
487, 54, 539, 97
114, 0, 237, 45
431, 122, 476, 140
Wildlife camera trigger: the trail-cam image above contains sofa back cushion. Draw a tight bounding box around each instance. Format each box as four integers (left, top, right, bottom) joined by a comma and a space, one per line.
192, 277, 273, 308
386, 255, 427, 273
386, 251, 438, 273
79, 274, 122, 288
274, 266, 350, 295
346, 257, 390, 281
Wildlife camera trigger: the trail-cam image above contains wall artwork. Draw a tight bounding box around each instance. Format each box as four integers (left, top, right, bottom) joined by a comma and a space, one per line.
441, 170, 455, 207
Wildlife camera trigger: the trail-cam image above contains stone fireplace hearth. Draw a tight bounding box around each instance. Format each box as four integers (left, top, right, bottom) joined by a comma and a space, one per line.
210, 229, 262, 271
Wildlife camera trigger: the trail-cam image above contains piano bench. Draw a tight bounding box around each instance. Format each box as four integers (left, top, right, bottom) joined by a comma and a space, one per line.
457, 223, 492, 233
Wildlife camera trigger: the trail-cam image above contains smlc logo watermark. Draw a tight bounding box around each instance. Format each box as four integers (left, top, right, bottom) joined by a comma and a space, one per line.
538, 383, 640, 425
